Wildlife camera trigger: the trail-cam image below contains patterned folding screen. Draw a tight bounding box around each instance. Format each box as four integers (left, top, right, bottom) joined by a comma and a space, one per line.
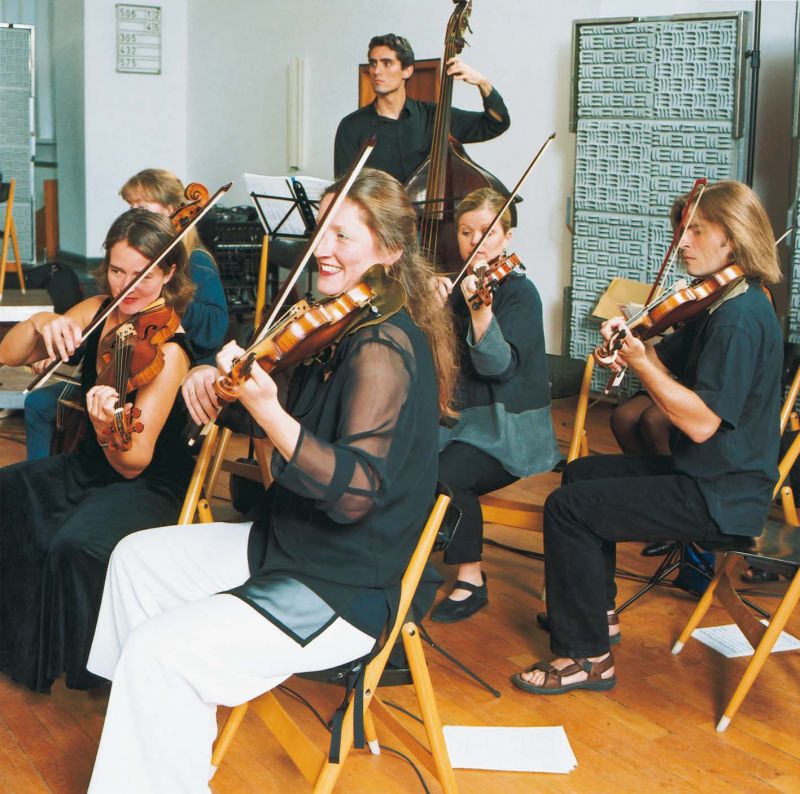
568, 13, 750, 392
0, 23, 35, 262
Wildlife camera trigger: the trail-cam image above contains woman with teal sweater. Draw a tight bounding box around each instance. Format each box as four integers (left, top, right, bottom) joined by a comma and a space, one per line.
431, 188, 559, 623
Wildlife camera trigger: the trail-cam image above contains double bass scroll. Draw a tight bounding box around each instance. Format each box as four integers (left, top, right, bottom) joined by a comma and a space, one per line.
404, 0, 516, 270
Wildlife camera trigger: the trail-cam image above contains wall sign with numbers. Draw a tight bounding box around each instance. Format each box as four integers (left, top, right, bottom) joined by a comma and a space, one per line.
116, 4, 161, 75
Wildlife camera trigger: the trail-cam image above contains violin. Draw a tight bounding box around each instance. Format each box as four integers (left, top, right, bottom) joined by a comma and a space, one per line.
95, 300, 180, 450
595, 264, 745, 365
213, 265, 406, 405
466, 253, 524, 309
24, 181, 231, 396
169, 182, 210, 233
405, 0, 515, 268
93, 181, 208, 451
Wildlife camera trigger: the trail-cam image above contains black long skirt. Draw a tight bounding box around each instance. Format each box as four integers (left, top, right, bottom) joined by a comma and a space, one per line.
0, 451, 184, 693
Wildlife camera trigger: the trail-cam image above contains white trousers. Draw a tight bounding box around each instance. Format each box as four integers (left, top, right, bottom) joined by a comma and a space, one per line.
86, 521, 376, 794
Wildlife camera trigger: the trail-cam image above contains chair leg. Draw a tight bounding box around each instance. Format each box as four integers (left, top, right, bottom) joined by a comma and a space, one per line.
672, 553, 736, 654
717, 568, 800, 732
211, 703, 250, 775
402, 622, 458, 794
10, 217, 23, 293
364, 709, 380, 755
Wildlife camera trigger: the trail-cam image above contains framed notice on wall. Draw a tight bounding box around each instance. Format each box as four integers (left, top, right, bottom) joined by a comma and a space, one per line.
116, 4, 161, 75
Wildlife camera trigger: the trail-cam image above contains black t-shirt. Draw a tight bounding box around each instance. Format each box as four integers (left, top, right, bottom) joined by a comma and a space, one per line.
333, 89, 510, 181
655, 281, 782, 536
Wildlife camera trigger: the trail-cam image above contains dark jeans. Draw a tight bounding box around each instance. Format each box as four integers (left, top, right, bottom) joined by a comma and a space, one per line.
438, 442, 517, 565
24, 383, 60, 460
544, 454, 722, 658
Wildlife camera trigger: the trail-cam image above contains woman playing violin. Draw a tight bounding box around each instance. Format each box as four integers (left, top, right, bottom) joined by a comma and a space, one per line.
23, 168, 227, 460
514, 181, 782, 696
430, 187, 559, 623
0, 209, 195, 693
85, 169, 457, 792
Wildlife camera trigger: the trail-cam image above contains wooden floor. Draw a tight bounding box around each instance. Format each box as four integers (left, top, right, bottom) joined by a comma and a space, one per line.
1, 399, 800, 792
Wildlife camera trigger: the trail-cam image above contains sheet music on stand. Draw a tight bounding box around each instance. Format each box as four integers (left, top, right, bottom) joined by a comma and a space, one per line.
244, 173, 333, 239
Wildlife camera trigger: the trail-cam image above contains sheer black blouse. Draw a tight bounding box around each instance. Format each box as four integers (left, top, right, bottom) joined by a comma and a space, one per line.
227, 309, 440, 642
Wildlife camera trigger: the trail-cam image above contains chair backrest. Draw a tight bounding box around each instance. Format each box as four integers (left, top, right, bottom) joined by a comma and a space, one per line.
567, 354, 595, 463
773, 360, 800, 501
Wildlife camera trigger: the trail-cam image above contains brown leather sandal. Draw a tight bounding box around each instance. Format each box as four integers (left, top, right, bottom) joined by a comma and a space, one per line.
511, 653, 616, 695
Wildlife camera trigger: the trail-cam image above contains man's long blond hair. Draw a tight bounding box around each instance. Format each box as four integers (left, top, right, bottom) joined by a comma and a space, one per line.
671, 181, 782, 284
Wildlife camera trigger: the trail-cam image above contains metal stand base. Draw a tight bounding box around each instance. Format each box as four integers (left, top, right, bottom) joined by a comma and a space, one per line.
418, 623, 501, 698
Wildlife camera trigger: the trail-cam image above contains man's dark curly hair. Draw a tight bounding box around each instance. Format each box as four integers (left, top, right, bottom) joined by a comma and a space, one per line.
368, 34, 415, 69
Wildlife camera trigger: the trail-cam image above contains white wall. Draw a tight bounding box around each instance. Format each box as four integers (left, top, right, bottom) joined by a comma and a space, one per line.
51, 0, 190, 258
184, 0, 796, 353
81, 0, 189, 254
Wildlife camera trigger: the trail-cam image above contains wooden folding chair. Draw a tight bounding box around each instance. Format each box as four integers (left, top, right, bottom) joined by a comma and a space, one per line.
211, 492, 458, 793
671, 362, 800, 732
0, 178, 25, 300
479, 354, 594, 532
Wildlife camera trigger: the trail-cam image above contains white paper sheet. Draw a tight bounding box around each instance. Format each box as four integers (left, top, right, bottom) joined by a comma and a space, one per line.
243, 173, 332, 236
692, 621, 800, 658
443, 725, 577, 774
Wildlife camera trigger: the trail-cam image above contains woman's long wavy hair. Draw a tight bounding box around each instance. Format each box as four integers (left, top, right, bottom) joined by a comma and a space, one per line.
323, 169, 458, 416
95, 209, 194, 314
120, 168, 213, 262
671, 181, 782, 284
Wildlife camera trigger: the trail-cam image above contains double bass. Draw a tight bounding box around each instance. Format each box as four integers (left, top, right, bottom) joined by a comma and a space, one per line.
404, 0, 515, 269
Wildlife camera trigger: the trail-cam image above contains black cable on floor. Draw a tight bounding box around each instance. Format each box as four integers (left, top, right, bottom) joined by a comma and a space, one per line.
276, 684, 431, 793
381, 698, 423, 724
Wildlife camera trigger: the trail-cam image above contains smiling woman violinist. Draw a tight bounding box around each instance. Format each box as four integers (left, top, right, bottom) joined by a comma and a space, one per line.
429, 187, 559, 623
84, 168, 457, 792
514, 181, 782, 697
0, 209, 195, 693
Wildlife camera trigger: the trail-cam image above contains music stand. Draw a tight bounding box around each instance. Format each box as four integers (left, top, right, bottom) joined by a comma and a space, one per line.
244, 173, 332, 300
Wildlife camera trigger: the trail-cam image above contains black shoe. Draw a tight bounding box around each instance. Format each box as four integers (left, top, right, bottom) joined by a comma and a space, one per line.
430, 575, 488, 623
641, 541, 673, 557
536, 611, 622, 645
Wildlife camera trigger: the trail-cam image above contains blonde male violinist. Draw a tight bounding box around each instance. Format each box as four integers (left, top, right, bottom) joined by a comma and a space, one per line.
513, 181, 782, 696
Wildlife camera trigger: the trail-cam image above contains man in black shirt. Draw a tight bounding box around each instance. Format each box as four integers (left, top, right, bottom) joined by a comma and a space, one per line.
334, 33, 510, 181
512, 181, 783, 697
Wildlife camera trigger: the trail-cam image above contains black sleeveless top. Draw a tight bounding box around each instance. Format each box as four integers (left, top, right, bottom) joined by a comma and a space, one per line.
73, 302, 196, 490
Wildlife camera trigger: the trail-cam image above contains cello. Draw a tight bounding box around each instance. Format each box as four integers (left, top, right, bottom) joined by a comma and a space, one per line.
404, 0, 515, 269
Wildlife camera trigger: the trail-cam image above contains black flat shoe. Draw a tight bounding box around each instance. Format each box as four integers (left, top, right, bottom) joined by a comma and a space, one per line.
641, 541, 673, 557
430, 575, 488, 623
536, 611, 621, 645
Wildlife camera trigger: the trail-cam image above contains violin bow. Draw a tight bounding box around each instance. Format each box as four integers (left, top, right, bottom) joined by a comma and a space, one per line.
24, 182, 232, 394
452, 132, 557, 286
186, 139, 376, 446
247, 137, 376, 349
601, 177, 707, 391
644, 177, 707, 306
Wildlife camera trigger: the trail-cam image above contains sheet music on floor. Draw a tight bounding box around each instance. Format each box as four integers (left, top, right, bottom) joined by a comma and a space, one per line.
443, 725, 577, 774
244, 173, 332, 237
692, 621, 800, 658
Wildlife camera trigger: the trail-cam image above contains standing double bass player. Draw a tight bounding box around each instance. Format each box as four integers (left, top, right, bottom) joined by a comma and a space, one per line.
333, 32, 510, 182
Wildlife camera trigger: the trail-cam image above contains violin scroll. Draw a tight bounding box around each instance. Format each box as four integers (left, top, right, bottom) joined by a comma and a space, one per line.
169, 182, 210, 233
